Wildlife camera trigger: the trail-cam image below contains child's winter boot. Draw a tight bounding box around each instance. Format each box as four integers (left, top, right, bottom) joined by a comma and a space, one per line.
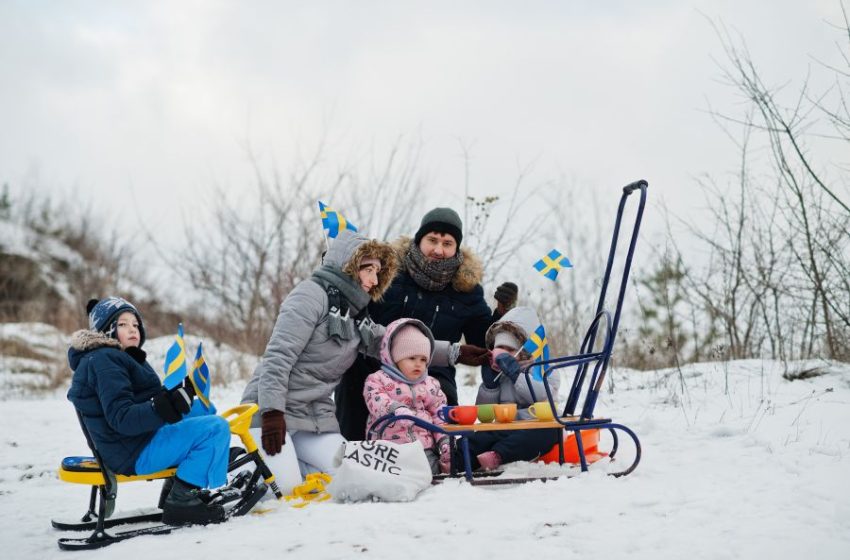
157, 477, 174, 510
476, 451, 502, 471
162, 478, 226, 526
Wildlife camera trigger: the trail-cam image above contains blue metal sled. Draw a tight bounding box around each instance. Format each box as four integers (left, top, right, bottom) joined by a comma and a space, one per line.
368, 179, 648, 483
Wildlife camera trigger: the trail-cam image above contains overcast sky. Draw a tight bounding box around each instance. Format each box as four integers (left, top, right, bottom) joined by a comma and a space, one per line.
0, 1, 844, 256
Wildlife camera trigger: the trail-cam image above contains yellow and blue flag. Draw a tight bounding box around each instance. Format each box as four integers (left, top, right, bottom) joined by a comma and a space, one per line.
533, 249, 572, 281
522, 324, 550, 381
188, 342, 216, 415
318, 200, 357, 239
162, 323, 189, 389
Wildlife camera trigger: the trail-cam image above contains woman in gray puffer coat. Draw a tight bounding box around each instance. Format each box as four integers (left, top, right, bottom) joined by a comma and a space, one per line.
241, 229, 458, 494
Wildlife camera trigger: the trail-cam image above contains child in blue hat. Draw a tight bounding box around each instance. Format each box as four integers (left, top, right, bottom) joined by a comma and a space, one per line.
67, 296, 231, 525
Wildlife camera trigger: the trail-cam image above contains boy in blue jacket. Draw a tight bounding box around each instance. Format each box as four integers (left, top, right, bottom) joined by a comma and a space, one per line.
67, 297, 231, 525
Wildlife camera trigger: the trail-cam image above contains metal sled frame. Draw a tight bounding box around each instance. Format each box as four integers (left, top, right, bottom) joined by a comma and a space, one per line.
368, 180, 648, 484
55, 404, 281, 550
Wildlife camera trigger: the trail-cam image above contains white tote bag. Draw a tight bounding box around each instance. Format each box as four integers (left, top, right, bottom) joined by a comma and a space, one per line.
327, 440, 432, 502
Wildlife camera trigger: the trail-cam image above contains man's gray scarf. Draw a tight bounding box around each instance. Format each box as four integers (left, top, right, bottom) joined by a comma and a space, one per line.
311, 265, 376, 344
403, 240, 464, 292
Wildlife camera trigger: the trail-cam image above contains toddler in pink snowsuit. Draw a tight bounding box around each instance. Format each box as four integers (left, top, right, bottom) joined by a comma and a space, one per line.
364, 318, 451, 474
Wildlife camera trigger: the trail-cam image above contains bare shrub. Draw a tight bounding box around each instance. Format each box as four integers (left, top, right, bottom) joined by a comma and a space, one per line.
0, 186, 161, 334
633, 10, 850, 367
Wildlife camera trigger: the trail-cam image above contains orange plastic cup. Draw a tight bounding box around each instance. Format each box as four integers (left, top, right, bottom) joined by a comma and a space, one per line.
448, 405, 478, 425
493, 403, 517, 423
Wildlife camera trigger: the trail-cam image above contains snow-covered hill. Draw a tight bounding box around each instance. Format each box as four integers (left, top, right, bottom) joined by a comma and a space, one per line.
0, 358, 847, 559
0, 322, 259, 398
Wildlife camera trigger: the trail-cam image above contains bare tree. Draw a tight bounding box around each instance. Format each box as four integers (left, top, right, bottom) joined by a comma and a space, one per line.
180, 136, 436, 354
642, 10, 850, 367
457, 146, 547, 278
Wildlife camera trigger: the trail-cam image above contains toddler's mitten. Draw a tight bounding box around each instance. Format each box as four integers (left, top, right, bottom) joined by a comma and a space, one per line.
495, 353, 521, 384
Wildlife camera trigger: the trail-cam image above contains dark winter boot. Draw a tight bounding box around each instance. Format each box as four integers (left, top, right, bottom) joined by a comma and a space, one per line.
162, 478, 225, 526
157, 477, 174, 510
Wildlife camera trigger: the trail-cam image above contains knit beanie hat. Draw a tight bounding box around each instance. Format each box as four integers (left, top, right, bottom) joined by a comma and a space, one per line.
493, 331, 521, 351
391, 325, 432, 364
86, 296, 146, 348
414, 207, 463, 246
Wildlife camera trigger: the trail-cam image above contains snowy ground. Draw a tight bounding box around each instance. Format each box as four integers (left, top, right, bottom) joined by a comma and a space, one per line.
1, 359, 848, 559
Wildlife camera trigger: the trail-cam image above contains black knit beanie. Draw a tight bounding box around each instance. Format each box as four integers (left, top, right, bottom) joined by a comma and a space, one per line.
413, 207, 463, 246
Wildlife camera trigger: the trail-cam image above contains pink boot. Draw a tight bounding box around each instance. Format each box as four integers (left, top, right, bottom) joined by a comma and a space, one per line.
476, 451, 503, 471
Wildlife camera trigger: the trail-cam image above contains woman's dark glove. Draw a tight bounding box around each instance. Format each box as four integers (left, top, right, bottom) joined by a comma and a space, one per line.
481, 366, 500, 389
261, 410, 286, 455
495, 353, 521, 383
493, 282, 518, 315
457, 344, 491, 366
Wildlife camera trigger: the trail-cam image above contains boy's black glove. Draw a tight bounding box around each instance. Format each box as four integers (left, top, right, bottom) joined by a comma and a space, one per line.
153, 390, 181, 424
152, 380, 195, 424
174, 378, 195, 412
495, 353, 521, 383
481, 366, 500, 389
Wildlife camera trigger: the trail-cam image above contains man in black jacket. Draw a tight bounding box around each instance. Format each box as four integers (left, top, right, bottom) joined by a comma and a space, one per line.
335, 207, 518, 440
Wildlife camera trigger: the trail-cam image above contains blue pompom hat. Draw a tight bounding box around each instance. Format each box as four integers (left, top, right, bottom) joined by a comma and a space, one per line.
87, 296, 146, 347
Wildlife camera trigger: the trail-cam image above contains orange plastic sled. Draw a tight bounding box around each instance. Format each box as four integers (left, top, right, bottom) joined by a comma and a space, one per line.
539, 429, 608, 464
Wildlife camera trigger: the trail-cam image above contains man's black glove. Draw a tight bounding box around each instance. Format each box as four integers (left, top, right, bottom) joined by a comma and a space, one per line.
457, 344, 491, 366
152, 379, 195, 424
481, 365, 500, 389
494, 282, 518, 315
495, 353, 521, 384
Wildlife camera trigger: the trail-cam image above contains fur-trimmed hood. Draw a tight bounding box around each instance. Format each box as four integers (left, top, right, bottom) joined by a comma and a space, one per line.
341, 237, 399, 302
70, 329, 122, 352
327, 230, 399, 302
391, 236, 484, 293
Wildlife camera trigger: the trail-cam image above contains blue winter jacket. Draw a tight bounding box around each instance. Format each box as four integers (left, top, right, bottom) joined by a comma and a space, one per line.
66, 330, 165, 475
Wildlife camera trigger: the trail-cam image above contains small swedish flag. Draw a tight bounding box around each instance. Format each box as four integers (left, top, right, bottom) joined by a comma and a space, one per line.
533, 249, 572, 281
522, 324, 550, 381
162, 323, 189, 389
189, 342, 216, 414
318, 200, 357, 239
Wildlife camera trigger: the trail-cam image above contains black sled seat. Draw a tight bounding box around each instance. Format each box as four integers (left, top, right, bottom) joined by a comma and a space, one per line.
55, 404, 282, 550
369, 180, 647, 484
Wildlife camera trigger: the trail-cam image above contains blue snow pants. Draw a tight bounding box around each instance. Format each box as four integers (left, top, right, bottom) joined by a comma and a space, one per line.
135, 415, 231, 488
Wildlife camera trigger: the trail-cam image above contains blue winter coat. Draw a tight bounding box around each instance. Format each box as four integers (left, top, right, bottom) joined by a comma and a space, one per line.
66, 330, 165, 475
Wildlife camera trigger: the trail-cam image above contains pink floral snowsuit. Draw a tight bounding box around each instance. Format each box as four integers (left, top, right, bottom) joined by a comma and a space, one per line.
363, 318, 449, 459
